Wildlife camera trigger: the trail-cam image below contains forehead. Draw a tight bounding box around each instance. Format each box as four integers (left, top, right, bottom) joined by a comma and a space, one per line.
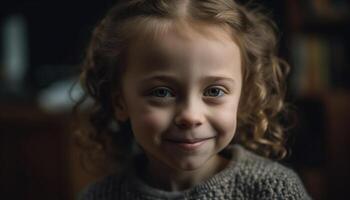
126, 20, 241, 75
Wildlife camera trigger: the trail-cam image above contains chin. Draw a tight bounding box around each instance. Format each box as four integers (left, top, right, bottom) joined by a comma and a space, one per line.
170, 157, 209, 171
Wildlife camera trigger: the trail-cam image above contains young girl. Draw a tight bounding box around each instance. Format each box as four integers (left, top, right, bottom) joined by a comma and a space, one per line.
75, 0, 311, 199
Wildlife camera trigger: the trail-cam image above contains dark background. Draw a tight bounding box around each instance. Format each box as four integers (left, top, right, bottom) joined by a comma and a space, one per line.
1, 0, 349, 199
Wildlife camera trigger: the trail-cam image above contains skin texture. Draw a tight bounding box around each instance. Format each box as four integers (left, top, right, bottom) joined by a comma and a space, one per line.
115, 23, 242, 191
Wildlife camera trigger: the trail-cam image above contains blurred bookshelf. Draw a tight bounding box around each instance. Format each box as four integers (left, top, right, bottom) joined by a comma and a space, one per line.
282, 0, 350, 199
286, 0, 350, 95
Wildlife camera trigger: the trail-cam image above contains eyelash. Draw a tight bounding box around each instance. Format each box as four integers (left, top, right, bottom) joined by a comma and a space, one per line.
147, 86, 226, 98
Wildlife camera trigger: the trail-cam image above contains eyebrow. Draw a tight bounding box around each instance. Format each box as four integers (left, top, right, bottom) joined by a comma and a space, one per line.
139, 75, 236, 86
200, 76, 236, 85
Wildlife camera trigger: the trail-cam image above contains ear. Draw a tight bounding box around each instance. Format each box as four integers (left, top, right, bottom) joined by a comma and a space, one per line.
113, 93, 129, 122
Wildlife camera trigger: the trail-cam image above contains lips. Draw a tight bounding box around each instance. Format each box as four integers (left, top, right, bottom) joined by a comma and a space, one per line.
163, 137, 214, 151
165, 138, 210, 143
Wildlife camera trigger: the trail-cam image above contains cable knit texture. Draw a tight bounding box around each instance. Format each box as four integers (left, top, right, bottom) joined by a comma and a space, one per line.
80, 145, 311, 200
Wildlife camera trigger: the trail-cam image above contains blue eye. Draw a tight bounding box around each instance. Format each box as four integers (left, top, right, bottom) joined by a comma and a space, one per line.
204, 87, 225, 97
149, 87, 174, 98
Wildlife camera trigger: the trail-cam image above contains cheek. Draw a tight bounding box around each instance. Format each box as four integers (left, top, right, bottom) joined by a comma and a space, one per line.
211, 100, 239, 137
219, 109, 237, 133
131, 108, 173, 136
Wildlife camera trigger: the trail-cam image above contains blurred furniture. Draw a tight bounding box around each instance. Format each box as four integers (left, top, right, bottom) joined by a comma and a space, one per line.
0, 104, 70, 200
291, 92, 350, 200
0, 103, 104, 200
324, 92, 350, 199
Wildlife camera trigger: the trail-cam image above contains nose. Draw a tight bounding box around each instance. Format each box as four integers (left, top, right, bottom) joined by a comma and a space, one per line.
174, 96, 204, 129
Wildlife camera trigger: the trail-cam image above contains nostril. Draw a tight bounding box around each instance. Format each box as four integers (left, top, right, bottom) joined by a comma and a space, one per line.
176, 121, 194, 129
175, 115, 203, 129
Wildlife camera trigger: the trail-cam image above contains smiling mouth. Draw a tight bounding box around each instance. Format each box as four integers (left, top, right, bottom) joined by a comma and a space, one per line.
165, 138, 212, 143
163, 137, 214, 150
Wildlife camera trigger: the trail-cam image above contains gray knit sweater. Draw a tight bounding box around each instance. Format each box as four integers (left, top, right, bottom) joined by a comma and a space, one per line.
80, 145, 311, 199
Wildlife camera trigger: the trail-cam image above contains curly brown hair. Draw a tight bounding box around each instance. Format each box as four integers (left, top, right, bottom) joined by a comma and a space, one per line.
73, 0, 292, 172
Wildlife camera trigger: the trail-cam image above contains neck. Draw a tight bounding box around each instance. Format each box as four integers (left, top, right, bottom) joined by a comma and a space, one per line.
142, 154, 229, 191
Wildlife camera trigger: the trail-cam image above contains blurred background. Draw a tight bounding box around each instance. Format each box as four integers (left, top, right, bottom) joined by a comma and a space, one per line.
0, 0, 349, 199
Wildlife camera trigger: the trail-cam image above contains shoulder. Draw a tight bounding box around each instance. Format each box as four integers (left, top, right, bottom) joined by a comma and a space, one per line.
78, 174, 123, 200
231, 145, 312, 199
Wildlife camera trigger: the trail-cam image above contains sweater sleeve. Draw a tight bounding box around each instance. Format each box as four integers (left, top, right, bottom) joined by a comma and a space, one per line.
258, 163, 312, 200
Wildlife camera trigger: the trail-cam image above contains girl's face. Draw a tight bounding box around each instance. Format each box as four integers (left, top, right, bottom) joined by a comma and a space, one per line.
117, 24, 242, 173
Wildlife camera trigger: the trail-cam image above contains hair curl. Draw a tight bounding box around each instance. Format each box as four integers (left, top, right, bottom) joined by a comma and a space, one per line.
73, 0, 292, 173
